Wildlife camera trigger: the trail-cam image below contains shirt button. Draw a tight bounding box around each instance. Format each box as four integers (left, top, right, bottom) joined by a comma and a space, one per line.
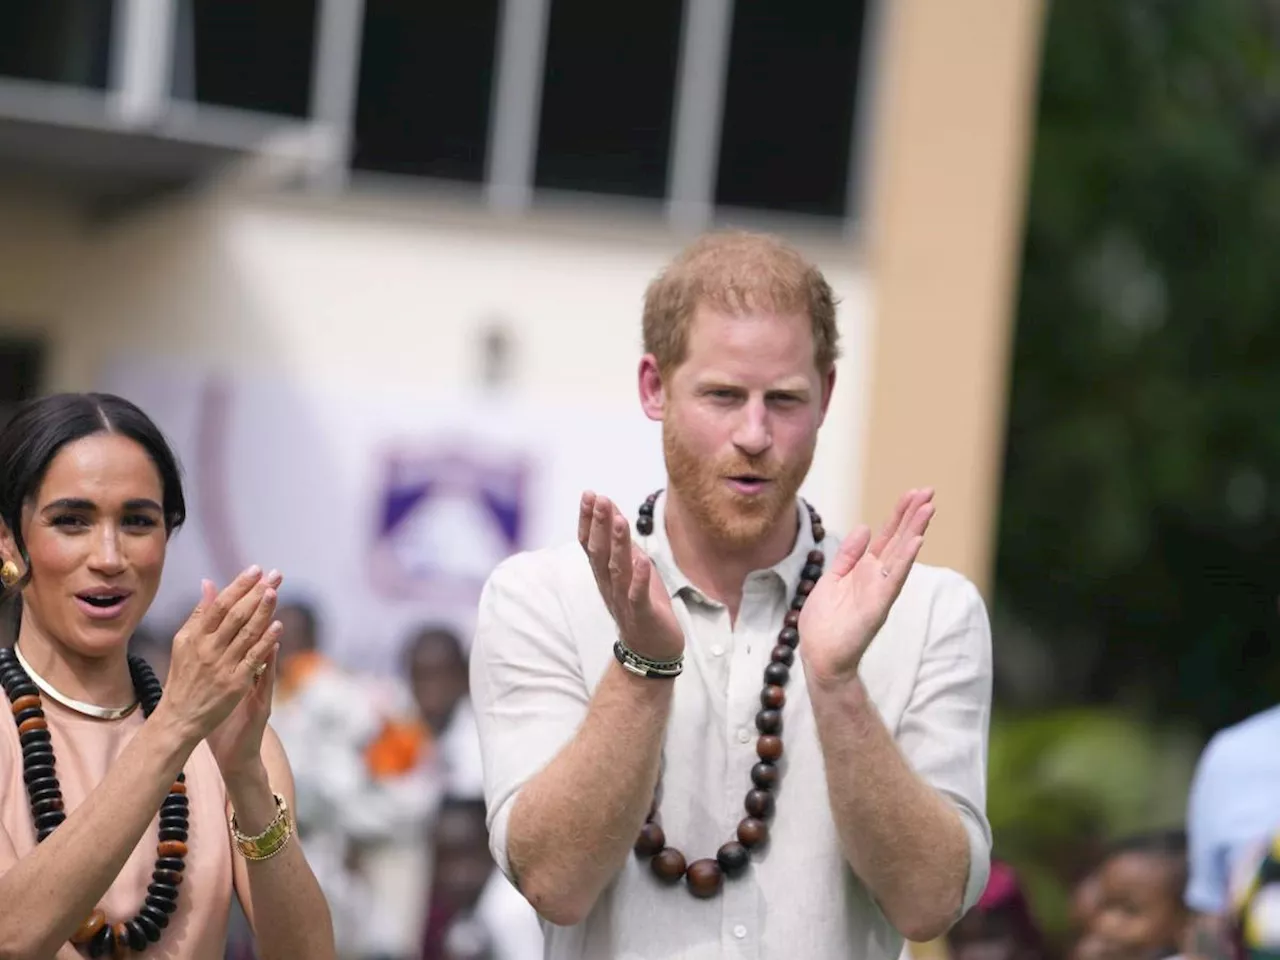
733, 925, 747, 939
737, 728, 751, 744
710, 644, 725, 657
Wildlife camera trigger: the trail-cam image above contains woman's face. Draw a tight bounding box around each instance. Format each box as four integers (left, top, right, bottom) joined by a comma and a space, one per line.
2, 434, 168, 660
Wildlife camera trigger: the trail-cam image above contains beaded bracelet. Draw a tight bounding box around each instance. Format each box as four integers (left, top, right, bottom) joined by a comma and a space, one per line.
229, 792, 295, 861
613, 639, 684, 679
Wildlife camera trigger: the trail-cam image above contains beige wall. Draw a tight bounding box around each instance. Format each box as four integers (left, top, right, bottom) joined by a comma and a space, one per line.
859, 0, 1047, 595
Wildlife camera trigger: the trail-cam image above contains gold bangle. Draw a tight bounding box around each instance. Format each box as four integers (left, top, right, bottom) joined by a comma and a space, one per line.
229, 791, 295, 861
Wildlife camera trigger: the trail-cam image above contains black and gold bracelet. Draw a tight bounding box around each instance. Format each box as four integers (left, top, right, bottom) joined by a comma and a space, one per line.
613, 640, 684, 679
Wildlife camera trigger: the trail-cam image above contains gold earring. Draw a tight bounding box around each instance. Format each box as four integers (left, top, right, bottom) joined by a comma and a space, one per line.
0, 561, 19, 588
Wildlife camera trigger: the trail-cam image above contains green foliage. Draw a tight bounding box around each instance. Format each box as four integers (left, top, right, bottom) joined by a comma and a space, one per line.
987, 708, 1200, 942
996, 0, 1280, 734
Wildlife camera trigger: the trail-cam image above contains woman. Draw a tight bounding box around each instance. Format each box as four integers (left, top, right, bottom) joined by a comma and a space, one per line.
0, 392, 336, 959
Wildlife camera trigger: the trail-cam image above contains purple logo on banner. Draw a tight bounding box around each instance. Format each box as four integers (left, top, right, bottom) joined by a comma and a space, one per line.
369, 443, 528, 601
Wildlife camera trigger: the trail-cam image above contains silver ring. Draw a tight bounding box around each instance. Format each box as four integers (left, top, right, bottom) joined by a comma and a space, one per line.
249, 660, 267, 679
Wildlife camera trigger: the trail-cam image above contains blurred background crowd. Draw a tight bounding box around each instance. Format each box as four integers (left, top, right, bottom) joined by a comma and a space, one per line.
1, 1, 1280, 959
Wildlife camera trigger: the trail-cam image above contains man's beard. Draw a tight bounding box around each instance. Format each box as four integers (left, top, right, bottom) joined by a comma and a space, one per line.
662, 418, 815, 551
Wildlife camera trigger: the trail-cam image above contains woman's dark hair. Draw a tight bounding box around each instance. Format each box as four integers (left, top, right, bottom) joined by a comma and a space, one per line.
0, 392, 186, 609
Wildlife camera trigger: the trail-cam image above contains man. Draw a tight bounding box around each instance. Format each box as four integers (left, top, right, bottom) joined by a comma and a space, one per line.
1183, 704, 1280, 960
470, 231, 993, 959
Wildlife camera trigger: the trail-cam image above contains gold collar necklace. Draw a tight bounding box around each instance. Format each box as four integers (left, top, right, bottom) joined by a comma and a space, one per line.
13, 644, 140, 721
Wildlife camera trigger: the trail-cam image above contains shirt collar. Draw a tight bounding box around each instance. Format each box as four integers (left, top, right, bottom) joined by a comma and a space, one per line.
634, 490, 820, 605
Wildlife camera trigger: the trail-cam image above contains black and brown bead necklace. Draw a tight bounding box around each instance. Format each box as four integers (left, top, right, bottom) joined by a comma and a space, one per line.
0, 646, 189, 956
632, 489, 826, 899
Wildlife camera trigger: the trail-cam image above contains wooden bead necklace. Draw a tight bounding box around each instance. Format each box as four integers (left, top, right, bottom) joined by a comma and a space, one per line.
0, 646, 189, 956
632, 490, 825, 899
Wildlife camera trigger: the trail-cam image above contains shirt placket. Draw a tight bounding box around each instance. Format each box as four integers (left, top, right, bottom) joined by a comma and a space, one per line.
720, 574, 775, 960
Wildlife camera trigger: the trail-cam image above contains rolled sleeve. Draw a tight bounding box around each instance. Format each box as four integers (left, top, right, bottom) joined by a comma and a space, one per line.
895, 573, 995, 917
469, 549, 590, 883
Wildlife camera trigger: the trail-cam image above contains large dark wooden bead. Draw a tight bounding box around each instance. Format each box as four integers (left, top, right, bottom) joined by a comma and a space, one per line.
33, 796, 64, 817
72, 909, 107, 944
770, 645, 794, 666
7, 683, 38, 700
21, 741, 53, 761
112, 922, 130, 954
757, 735, 783, 762
159, 827, 189, 843
811, 524, 825, 542
636, 517, 653, 536
23, 763, 55, 785
651, 848, 687, 883
763, 662, 790, 686
124, 920, 147, 950
153, 869, 183, 887
134, 912, 162, 943
755, 709, 782, 734
784, 610, 800, 628
162, 794, 189, 812
19, 727, 50, 748
13, 706, 42, 726
158, 816, 188, 833
155, 857, 185, 873
797, 579, 816, 596
89, 923, 113, 957
790, 594, 806, 610
634, 821, 666, 858
807, 550, 824, 566
777, 626, 799, 648
737, 817, 768, 848
27, 776, 57, 795
148, 881, 179, 901
685, 858, 723, 899
140, 903, 169, 929
802, 563, 822, 581
30, 785, 61, 805
751, 761, 779, 789
638, 501, 654, 517
147, 894, 178, 915
745, 789, 776, 820
717, 841, 750, 877
34, 810, 64, 830
761, 685, 786, 709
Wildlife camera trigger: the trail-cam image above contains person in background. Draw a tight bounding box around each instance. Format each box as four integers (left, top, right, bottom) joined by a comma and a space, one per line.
1184, 701, 1280, 960
946, 860, 1045, 960
421, 796, 544, 960
1075, 830, 1189, 960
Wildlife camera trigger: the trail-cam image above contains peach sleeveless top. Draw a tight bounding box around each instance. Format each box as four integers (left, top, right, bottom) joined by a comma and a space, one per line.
1, 695, 235, 959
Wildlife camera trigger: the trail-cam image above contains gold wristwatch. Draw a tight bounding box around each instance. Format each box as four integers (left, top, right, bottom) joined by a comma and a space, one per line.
229, 791, 295, 861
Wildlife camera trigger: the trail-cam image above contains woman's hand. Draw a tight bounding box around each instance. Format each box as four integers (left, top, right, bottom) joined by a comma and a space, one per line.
207, 640, 279, 783
154, 566, 284, 748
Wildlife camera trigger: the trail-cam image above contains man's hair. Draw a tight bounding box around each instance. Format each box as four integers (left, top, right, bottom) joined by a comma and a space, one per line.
642, 230, 841, 376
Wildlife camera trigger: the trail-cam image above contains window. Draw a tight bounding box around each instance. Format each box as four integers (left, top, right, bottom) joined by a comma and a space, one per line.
0, 336, 44, 432
188, 0, 317, 118
0, 1, 115, 89
715, 0, 867, 218
534, 0, 684, 199
352, 0, 500, 182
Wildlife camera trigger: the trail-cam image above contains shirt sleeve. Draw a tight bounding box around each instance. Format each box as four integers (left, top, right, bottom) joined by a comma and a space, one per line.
894, 572, 994, 918
469, 549, 591, 884
1185, 733, 1230, 914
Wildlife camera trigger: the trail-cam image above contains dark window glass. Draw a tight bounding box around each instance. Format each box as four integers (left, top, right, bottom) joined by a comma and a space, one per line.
352, 0, 500, 182
0, 0, 114, 89
715, 0, 867, 217
190, 0, 317, 118
535, 0, 684, 199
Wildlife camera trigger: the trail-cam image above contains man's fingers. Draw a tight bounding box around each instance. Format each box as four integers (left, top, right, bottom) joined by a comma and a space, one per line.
831, 526, 871, 578
869, 490, 914, 556
577, 491, 596, 548
628, 551, 652, 607
883, 492, 934, 567
199, 565, 264, 633
609, 510, 633, 602
584, 496, 615, 595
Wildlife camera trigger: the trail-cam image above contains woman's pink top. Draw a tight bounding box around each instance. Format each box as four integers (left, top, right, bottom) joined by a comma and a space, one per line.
1, 694, 236, 959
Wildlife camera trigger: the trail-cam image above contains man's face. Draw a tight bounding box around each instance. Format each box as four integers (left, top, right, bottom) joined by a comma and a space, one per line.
651, 304, 832, 549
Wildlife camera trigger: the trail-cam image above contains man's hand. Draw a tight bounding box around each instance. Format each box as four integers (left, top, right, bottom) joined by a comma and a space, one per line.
578, 491, 684, 661
799, 488, 935, 686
